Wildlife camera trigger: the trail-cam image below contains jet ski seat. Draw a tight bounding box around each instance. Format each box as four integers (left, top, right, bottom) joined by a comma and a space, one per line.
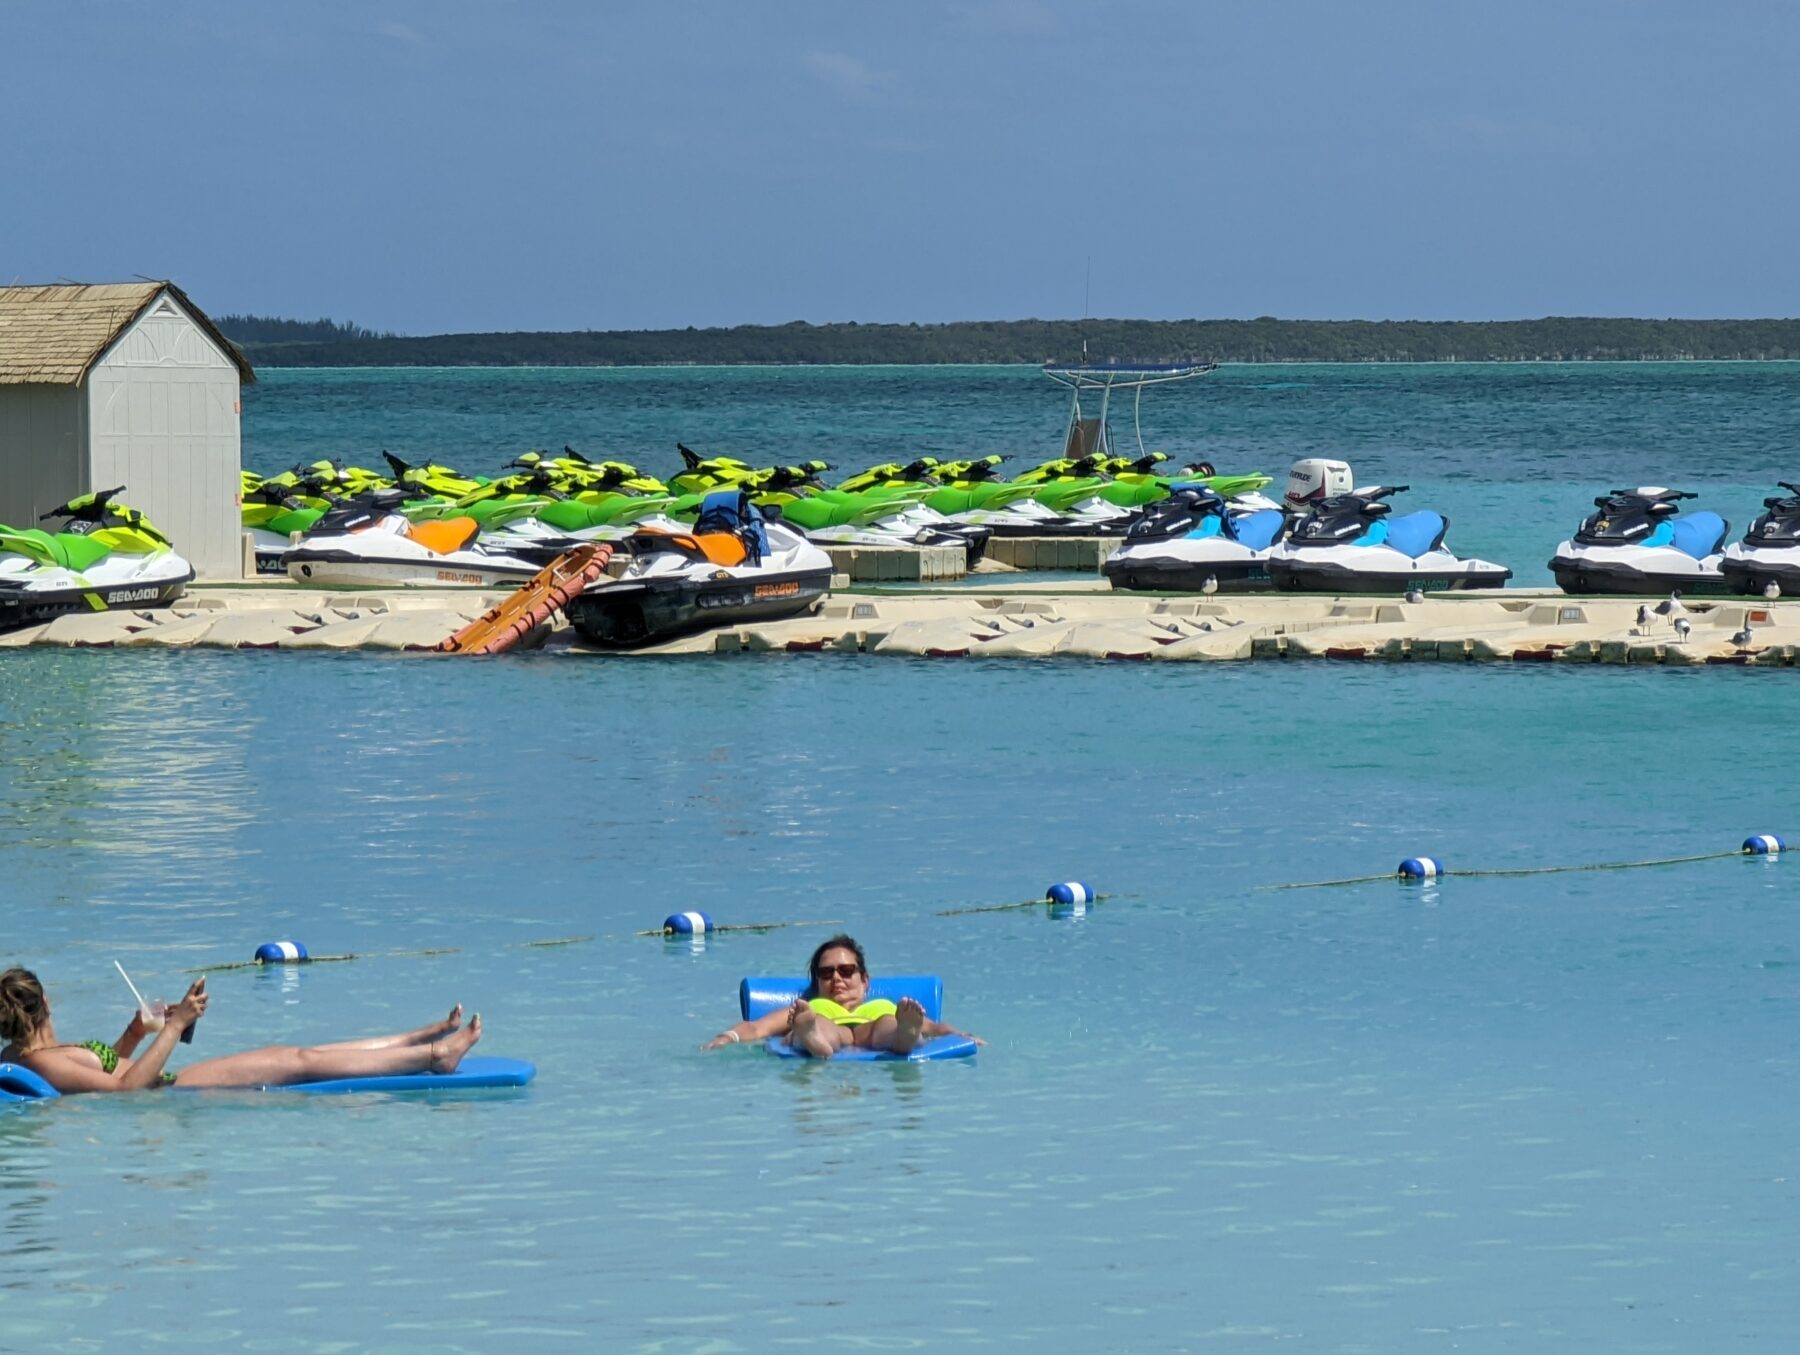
0, 528, 113, 571
406, 517, 480, 555
1669, 511, 1728, 559
1229, 509, 1286, 550
1379, 511, 1449, 559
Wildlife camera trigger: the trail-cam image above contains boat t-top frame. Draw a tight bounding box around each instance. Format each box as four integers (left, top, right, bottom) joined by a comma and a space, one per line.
1041, 361, 1217, 461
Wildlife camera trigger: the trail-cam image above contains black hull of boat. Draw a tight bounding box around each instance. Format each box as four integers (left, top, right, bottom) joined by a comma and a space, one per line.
1269, 560, 1511, 594
565, 568, 833, 649
1101, 557, 1274, 592
1549, 558, 1732, 596
1719, 556, 1800, 596
0, 573, 193, 633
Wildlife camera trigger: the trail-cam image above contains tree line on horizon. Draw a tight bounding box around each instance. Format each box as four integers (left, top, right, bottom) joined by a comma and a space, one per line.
215, 316, 1800, 367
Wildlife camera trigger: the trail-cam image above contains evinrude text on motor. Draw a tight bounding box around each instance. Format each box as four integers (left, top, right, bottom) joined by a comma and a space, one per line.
0, 488, 194, 629
1720, 482, 1800, 596
564, 491, 834, 648
1266, 485, 1511, 593
1547, 487, 1730, 595
1102, 486, 1288, 592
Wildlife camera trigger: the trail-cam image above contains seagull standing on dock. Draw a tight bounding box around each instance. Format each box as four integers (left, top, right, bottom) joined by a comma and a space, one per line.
1653, 589, 1687, 622
1404, 586, 1425, 604
1672, 616, 1692, 642
1765, 579, 1782, 600
1201, 575, 1218, 596
1731, 622, 1755, 647
1635, 603, 1652, 628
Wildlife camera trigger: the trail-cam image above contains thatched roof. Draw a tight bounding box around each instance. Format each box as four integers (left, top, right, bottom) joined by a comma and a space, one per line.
0, 281, 255, 386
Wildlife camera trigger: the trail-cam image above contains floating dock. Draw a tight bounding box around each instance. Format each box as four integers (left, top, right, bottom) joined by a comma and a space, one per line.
2, 582, 1793, 665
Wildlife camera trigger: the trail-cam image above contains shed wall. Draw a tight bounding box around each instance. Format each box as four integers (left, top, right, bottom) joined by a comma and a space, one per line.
0, 385, 87, 528
87, 293, 242, 579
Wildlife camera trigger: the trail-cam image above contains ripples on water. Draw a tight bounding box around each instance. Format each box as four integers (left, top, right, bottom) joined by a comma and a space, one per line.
1, 649, 1796, 1350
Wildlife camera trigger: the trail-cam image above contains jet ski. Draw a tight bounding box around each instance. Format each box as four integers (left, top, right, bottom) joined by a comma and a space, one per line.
283, 490, 544, 588
564, 491, 833, 648
1102, 486, 1289, 592
1547, 487, 1730, 595
1719, 482, 1800, 596
1266, 485, 1512, 593
0, 488, 194, 629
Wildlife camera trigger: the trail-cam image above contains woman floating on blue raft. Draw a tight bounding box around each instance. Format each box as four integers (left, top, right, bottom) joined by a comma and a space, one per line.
703, 935, 982, 1059
0, 969, 483, 1093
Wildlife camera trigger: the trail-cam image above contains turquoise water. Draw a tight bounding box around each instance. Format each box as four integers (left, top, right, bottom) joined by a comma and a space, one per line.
4, 366, 1799, 1351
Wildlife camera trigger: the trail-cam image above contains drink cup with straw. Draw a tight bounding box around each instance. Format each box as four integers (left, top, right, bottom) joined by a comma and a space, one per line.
115, 960, 194, 1044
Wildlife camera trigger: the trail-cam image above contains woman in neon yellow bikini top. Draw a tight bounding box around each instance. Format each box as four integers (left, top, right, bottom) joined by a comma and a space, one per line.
702, 933, 981, 1058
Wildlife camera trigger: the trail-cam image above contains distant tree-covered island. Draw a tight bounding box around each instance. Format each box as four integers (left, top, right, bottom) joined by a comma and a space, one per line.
217, 316, 1800, 368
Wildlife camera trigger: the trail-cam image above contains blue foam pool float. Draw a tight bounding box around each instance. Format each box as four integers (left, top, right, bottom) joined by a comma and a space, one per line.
0, 1055, 535, 1102
740, 976, 978, 1061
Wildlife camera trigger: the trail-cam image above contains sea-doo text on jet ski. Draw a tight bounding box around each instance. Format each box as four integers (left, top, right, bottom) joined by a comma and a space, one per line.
0, 488, 194, 629
284, 490, 544, 588
1266, 485, 1511, 593
564, 491, 834, 648
1548, 487, 1730, 595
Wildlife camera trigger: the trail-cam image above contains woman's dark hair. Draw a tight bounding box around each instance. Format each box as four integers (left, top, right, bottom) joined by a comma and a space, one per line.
804, 934, 867, 998
0, 968, 47, 1044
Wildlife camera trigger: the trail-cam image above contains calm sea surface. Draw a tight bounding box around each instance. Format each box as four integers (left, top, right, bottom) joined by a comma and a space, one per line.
3, 365, 1798, 1352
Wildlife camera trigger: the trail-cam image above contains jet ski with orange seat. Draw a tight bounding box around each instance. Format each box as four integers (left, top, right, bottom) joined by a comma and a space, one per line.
283, 489, 544, 588
564, 490, 833, 648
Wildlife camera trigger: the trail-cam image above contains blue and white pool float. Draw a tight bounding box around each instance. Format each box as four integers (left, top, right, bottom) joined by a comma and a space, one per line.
0, 1056, 535, 1103
740, 976, 978, 1062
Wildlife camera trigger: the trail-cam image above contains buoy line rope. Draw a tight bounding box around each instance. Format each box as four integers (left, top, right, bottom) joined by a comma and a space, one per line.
936, 895, 1112, 917
1265, 848, 1744, 892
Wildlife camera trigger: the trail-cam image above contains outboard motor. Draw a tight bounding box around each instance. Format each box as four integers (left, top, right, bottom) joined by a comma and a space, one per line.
1284, 458, 1352, 512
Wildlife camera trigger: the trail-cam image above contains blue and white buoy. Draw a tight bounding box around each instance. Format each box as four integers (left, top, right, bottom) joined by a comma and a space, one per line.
254, 940, 309, 963
663, 911, 715, 935
1045, 882, 1094, 905
1742, 834, 1785, 856
1397, 857, 1443, 882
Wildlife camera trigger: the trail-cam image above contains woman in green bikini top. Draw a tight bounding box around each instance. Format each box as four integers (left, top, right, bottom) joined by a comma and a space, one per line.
0, 968, 484, 1093
702, 933, 981, 1058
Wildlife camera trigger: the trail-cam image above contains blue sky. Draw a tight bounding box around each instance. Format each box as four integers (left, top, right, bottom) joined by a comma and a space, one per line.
5, 1, 1797, 333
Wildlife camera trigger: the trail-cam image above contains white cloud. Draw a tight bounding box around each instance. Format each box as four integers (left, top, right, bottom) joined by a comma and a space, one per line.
803, 50, 892, 99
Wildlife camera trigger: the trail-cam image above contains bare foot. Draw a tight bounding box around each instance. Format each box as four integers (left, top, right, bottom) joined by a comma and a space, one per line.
431, 1014, 481, 1073
790, 1005, 841, 1059
891, 997, 926, 1053
440, 1003, 464, 1034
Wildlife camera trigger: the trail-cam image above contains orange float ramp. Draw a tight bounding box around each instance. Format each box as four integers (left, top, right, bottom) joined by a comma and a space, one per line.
435, 544, 613, 654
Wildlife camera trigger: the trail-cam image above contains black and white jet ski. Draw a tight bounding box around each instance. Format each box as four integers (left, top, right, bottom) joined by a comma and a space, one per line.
1547, 487, 1730, 595
564, 491, 834, 648
1101, 485, 1289, 592
283, 490, 544, 588
1266, 485, 1511, 593
1719, 482, 1800, 596
0, 488, 195, 629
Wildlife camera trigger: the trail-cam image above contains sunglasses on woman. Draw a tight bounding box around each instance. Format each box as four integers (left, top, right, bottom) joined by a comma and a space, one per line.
813, 963, 861, 980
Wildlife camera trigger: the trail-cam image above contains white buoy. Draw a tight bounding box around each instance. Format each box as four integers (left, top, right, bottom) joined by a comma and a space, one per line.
1742, 835, 1785, 856
662, 912, 714, 935
1397, 857, 1443, 881
254, 941, 309, 964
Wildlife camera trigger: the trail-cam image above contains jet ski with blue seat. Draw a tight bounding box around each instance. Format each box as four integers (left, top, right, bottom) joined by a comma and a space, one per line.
564, 491, 833, 648
1548, 487, 1730, 595
0, 488, 194, 629
1101, 485, 1289, 592
1719, 482, 1800, 596
1266, 485, 1511, 593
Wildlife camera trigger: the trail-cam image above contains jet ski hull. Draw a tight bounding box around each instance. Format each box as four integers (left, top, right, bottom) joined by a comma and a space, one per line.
284, 549, 540, 589
1102, 552, 1273, 592
1269, 550, 1511, 593
565, 566, 833, 648
0, 569, 193, 630
1719, 545, 1800, 595
1548, 546, 1730, 596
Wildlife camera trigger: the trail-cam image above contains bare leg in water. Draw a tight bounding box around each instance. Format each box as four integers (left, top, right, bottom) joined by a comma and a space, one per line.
170, 1015, 482, 1088
314, 1004, 463, 1052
